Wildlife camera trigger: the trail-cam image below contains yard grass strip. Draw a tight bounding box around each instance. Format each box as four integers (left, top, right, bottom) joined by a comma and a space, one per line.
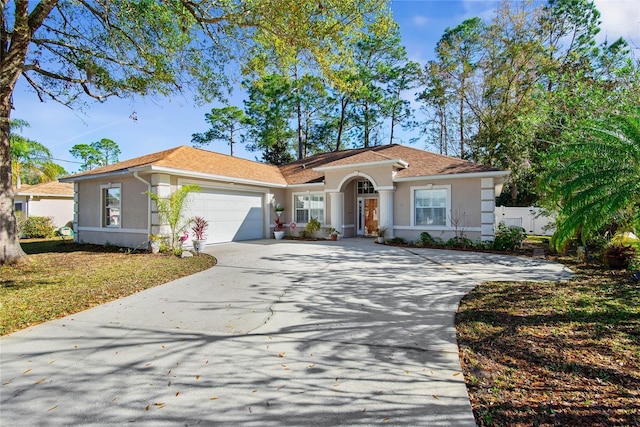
1, 239, 216, 335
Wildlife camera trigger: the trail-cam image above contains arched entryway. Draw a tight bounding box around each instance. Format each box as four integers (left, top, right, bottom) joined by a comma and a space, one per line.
328, 171, 394, 239
356, 179, 379, 236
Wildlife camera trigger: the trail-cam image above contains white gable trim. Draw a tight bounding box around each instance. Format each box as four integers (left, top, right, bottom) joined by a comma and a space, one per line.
326, 171, 380, 193
395, 170, 510, 182
313, 158, 408, 172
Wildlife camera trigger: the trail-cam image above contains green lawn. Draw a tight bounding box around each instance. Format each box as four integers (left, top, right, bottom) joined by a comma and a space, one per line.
1, 239, 216, 335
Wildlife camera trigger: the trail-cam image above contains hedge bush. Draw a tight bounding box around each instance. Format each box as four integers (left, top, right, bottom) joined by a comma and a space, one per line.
492, 222, 527, 251
21, 216, 57, 238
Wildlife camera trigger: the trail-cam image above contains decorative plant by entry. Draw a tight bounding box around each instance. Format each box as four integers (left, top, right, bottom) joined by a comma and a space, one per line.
305, 217, 321, 237
274, 217, 285, 231
146, 184, 200, 249
274, 202, 284, 212
191, 216, 209, 240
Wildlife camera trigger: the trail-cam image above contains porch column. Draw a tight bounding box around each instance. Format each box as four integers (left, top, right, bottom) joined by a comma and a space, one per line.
73, 182, 79, 243
481, 177, 496, 241
378, 188, 394, 238
151, 174, 171, 236
329, 191, 344, 235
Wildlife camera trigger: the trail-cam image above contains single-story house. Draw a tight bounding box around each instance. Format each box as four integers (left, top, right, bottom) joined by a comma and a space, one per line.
60, 144, 509, 248
13, 180, 75, 228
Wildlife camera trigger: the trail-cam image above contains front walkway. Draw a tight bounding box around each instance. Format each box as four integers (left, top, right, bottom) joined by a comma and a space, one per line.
0, 239, 572, 425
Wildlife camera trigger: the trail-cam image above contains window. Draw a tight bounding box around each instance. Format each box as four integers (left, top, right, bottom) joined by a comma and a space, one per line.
14, 202, 23, 213
294, 193, 324, 224
414, 187, 448, 226
102, 185, 121, 227
357, 180, 377, 195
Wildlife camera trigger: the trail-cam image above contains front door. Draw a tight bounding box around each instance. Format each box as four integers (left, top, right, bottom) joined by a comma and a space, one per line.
357, 197, 379, 236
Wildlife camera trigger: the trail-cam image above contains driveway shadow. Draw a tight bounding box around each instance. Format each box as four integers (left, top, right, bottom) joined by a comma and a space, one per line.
0, 240, 571, 426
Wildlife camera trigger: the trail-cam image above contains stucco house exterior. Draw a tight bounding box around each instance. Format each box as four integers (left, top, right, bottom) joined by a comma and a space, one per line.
13, 181, 74, 228
61, 144, 509, 248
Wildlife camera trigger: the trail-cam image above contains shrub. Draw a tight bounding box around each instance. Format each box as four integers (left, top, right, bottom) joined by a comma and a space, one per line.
387, 237, 406, 244
21, 216, 57, 238
445, 236, 474, 249
493, 222, 526, 251
305, 217, 321, 237
16, 211, 27, 236
419, 232, 435, 246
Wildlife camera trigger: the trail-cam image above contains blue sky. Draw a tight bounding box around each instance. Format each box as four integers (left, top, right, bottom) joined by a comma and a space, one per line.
12, 0, 639, 172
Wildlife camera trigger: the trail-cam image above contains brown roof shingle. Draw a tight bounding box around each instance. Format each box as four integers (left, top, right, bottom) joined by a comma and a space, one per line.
66, 146, 288, 186
15, 181, 74, 196
64, 144, 504, 186
280, 144, 501, 184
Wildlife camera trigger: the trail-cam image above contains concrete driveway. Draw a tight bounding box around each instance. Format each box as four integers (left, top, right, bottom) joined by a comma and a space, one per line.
0, 239, 572, 426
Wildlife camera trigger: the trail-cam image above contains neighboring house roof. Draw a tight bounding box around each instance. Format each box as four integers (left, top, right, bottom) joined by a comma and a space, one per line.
64, 146, 288, 186
14, 181, 74, 197
63, 144, 507, 186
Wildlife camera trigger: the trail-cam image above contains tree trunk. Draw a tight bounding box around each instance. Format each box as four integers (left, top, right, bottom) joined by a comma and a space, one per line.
297, 100, 303, 159
459, 94, 465, 158
389, 108, 396, 145
335, 97, 348, 152
1, 96, 27, 264
363, 104, 370, 148
1, 0, 58, 263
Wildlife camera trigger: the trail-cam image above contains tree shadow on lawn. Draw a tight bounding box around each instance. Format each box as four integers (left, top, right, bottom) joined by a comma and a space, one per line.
457, 281, 640, 426
20, 238, 122, 255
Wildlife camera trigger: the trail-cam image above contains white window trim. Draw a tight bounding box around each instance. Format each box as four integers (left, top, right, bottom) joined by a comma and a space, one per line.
292, 192, 326, 225
100, 183, 122, 229
410, 184, 451, 228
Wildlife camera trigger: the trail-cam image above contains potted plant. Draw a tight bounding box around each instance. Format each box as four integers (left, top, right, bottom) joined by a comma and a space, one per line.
191, 216, 209, 253
274, 217, 285, 240
604, 243, 634, 269
149, 234, 162, 254
274, 202, 285, 217
604, 231, 639, 269
327, 227, 341, 241
376, 227, 387, 244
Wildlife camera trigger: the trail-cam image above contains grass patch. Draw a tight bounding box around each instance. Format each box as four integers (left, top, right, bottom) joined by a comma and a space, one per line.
456, 259, 640, 426
1, 239, 216, 335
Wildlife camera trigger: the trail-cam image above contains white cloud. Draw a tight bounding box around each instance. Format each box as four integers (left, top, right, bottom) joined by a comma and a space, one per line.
594, 0, 640, 46
412, 15, 430, 27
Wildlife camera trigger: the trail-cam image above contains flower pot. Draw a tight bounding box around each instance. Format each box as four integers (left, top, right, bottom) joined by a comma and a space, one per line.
377, 236, 385, 244
149, 240, 160, 254
605, 254, 627, 269
192, 239, 206, 253
276, 210, 284, 217
331, 234, 338, 241
274, 230, 285, 240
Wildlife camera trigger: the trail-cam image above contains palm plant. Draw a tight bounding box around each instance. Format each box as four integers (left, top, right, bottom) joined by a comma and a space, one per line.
10, 119, 65, 186
541, 110, 640, 250
146, 184, 201, 249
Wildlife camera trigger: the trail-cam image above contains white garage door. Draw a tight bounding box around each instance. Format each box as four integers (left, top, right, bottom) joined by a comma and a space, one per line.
187, 189, 264, 244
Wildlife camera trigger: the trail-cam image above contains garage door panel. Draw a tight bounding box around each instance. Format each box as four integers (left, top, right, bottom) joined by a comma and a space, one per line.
186, 190, 264, 244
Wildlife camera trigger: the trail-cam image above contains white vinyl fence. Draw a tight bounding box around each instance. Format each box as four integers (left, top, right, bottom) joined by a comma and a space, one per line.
496, 206, 556, 236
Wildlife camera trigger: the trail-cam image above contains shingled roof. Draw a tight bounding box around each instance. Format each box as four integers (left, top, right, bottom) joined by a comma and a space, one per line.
64, 144, 504, 186
65, 146, 288, 186
15, 181, 74, 196
280, 144, 502, 184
